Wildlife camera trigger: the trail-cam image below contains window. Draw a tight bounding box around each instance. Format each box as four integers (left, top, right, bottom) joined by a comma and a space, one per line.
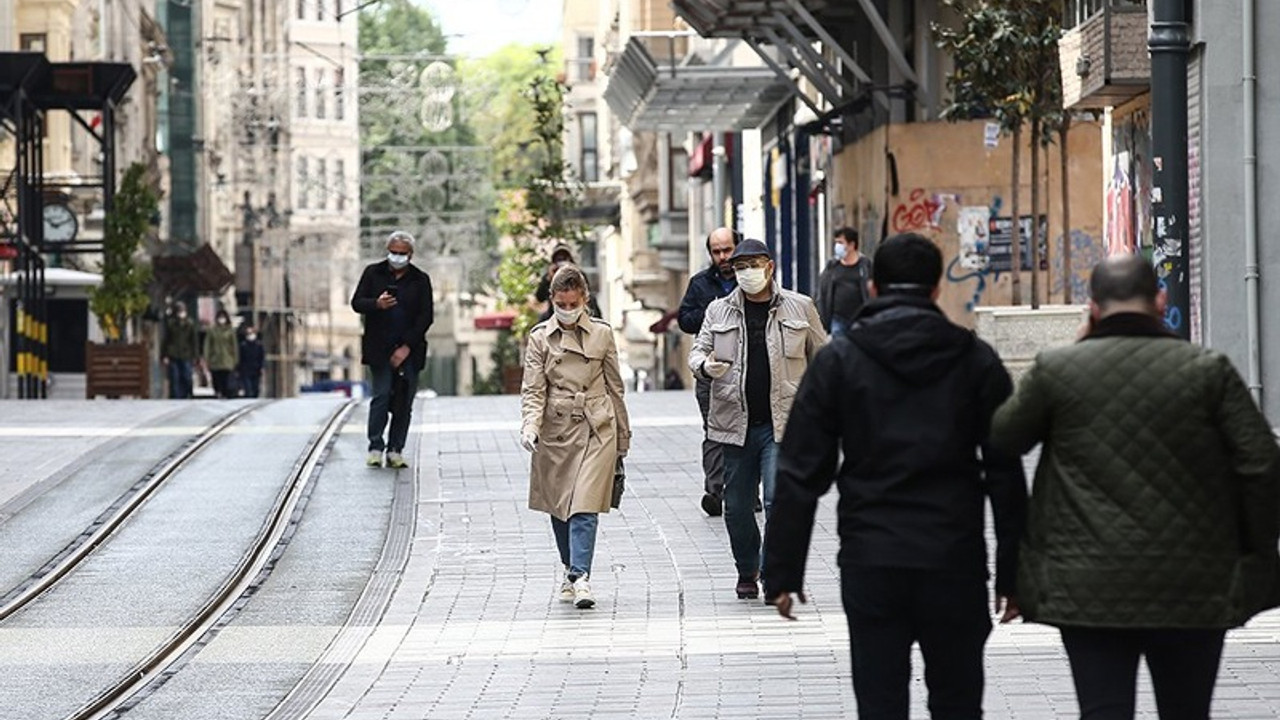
574, 36, 595, 82
19, 34, 47, 53
317, 0, 326, 20
335, 159, 346, 211
670, 147, 689, 211
295, 67, 308, 117
315, 158, 327, 210
579, 113, 599, 183
314, 68, 327, 119
334, 68, 345, 120
297, 156, 309, 209
297, 0, 306, 20
336, 0, 344, 18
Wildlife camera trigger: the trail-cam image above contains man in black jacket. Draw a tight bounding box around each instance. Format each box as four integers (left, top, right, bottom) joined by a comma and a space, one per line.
351, 231, 434, 469
678, 227, 738, 516
763, 233, 1027, 720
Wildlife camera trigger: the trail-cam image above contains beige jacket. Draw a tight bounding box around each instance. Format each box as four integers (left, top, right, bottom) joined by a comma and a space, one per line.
687, 286, 827, 446
521, 316, 632, 521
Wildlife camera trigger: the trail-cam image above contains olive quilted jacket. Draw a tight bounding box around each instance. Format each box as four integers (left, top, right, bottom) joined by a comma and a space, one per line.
992, 313, 1280, 629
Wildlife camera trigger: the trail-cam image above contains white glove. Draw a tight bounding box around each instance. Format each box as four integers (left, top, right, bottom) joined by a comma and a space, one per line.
703, 360, 730, 379
520, 430, 538, 453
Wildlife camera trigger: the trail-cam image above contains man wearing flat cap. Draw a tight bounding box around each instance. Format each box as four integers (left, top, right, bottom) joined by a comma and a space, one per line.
687, 238, 826, 601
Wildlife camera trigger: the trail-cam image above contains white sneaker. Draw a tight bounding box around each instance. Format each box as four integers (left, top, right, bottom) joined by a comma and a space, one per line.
558, 574, 574, 603
572, 576, 595, 609
386, 452, 408, 469
366, 451, 383, 468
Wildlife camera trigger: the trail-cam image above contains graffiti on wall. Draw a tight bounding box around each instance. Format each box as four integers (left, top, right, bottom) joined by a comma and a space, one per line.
1105, 152, 1134, 256
947, 205, 996, 312
1049, 230, 1102, 302
891, 189, 952, 234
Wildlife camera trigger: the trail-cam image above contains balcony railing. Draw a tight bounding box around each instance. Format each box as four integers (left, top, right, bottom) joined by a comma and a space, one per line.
1058, 0, 1150, 109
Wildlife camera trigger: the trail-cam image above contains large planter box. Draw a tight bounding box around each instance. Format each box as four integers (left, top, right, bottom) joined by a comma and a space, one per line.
973, 305, 1088, 380
86, 342, 150, 399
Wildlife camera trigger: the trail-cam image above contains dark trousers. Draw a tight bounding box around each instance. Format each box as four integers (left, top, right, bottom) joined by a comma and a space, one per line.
842, 567, 992, 720
1059, 626, 1226, 720
211, 369, 234, 398
694, 376, 724, 496
367, 362, 418, 452
167, 359, 193, 399
240, 370, 262, 398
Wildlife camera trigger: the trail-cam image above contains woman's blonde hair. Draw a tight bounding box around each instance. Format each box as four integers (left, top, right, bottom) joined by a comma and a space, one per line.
550, 263, 590, 298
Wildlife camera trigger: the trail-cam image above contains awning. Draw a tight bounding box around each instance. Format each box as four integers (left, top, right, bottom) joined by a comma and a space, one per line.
474, 311, 516, 330
152, 243, 235, 296
604, 35, 793, 133
669, 0, 924, 112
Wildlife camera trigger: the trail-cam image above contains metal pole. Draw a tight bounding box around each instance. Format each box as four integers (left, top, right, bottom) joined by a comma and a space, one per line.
1148, 0, 1191, 339
1242, 0, 1262, 402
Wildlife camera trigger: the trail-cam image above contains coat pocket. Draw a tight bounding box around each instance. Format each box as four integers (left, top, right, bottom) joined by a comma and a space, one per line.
780, 319, 810, 358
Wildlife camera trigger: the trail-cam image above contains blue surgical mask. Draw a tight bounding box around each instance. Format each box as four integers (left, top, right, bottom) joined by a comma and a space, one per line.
387, 252, 410, 269
833, 242, 847, 260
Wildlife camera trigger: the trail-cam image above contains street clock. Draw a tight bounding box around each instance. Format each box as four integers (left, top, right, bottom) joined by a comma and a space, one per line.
42, 203, 78, 243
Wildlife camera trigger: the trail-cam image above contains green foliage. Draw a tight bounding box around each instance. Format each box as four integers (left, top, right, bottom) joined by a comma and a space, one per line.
90, 163, 157, 342
935, 0, 1064, 138
491, 61, 587, 338
458, 44, 562, 189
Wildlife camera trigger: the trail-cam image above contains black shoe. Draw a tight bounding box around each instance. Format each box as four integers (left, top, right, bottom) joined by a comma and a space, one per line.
701, 492, 723, 517
735, 575, 760, 600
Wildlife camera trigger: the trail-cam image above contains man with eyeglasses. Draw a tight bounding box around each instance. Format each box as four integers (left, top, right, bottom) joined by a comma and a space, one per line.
688, 238, 826, 601
678, 227, 740, 517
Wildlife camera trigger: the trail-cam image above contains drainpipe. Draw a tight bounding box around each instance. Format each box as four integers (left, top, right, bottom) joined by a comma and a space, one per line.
1243, 0, 1262, 403
712, 132, 727, 228
1149, 0, 1191, 340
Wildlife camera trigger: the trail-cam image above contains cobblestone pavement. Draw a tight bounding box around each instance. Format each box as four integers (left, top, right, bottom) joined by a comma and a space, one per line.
301, 390, 1280, 719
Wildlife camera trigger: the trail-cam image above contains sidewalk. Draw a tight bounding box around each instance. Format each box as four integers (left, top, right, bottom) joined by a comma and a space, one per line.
309, 391, 1280, 719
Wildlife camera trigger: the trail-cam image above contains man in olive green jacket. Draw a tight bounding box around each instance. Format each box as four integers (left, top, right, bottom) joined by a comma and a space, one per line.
992, 255, 1280, 720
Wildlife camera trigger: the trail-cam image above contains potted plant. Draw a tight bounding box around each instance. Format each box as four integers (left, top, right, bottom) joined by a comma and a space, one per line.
86, 162, 159, 398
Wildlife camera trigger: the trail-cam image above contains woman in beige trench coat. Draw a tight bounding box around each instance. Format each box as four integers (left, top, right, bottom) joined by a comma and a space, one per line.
520, 265, 631, 609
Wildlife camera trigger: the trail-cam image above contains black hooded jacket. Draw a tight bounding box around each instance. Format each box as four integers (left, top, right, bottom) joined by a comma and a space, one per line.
763, 295, 1027, 597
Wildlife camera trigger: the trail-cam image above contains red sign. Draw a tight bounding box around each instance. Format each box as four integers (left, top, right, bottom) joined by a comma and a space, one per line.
0, 243, 18, 260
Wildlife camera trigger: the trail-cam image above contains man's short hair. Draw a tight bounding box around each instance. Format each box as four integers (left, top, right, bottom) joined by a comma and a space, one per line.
1090, 255, 1159, 307
835, 227, 859, 248
386, 230, 415, 250
705, 228, 742, 253
872, 233, 942, 296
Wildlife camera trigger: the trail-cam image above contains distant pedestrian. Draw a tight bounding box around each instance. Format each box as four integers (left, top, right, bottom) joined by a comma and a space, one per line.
992, 255, 1280, 720
678, 227, 739, 517
204, 309, 240, 398
351, 230, 434, 469
688, 238, 825, 600
237, 326, 266, 398
535, 244, 601, 322
520, 265, 631, 610
816, 227, 873, 335
161, 302, 198, 399
764, 233, 1027, 720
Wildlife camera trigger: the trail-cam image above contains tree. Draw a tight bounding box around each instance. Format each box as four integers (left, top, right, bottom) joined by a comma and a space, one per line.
458, 44, 562, 189
90, 163, 157, 342
493, 63, 587, 338
937, 0, 1064, 307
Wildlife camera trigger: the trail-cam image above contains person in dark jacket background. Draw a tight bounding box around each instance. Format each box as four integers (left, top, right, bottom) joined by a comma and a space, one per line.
816, 227, 873, 334
351, 230, 434, 469
677, 227, 738, 516
237, 325, 267, 398
992, 255, 1280, 720
764, 233, 1027, 720
535, 244, 601, 323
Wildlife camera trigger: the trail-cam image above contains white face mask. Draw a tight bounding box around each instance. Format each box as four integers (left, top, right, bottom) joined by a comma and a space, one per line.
387, 252, 410, 269
833, 242, 847, 260
554, 305, 583, 327
246, 333, 257, 341
736, 267, 770, 295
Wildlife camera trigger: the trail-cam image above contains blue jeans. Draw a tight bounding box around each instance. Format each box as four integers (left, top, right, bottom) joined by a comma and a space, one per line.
366, 362, 418, 452
551, 513, 599, 579
168, 359, 193, 399
721, 422, 778, 577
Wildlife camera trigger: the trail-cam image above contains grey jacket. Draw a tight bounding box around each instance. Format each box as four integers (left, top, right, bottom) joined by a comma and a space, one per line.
688, 286, 827, 446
